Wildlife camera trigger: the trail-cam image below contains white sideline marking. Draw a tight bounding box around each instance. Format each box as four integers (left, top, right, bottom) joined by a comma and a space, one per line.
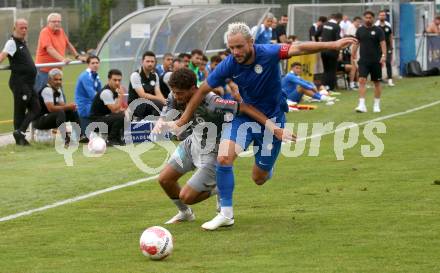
1, 100, 439, 223
0, 175, 158, 222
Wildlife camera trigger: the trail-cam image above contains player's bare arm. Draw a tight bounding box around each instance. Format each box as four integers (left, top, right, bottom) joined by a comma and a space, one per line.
380, 40, 387, 64
287, 37, 358, 57
238, 103, 296, 142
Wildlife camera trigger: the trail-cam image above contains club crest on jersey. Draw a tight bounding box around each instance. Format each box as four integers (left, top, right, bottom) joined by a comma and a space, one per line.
150, 80, 156, 86
196, 117, 205, 124
254, 64, 263, 74
385, 28, 389, 32
371, 31, 376, 35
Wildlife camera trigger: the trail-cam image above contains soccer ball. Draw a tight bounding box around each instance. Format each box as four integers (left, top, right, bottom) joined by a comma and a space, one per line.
87, 136, 106, 154
139, 226, 173, 260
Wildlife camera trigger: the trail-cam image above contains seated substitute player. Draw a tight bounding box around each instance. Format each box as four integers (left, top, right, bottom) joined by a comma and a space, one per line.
90, 69, 127, 146
282, 62, 333, 104
154, 68, 291, 224
337, 46, 358, 90
34, 68, 80, 145
171, 23, 356, 230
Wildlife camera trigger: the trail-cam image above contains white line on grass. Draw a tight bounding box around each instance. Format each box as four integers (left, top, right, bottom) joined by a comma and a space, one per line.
1, 99, 440, 223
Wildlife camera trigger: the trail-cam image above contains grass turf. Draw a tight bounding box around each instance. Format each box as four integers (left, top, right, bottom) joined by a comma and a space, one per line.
0, 76, 439, 272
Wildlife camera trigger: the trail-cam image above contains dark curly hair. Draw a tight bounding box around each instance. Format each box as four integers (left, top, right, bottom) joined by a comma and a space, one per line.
168, 68, 197, 90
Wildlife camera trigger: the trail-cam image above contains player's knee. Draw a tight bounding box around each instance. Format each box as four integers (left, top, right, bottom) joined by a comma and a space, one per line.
158, 173, 172, 187
217, 155, 234, 166
359, 78, 366, 84
179, 191, 195, 205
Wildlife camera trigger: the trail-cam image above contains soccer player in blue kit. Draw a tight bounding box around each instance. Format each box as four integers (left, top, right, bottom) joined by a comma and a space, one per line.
172, 22, 357, 230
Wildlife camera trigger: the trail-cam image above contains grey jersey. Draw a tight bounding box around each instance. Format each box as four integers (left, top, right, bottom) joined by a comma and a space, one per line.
161, 92, 239, 152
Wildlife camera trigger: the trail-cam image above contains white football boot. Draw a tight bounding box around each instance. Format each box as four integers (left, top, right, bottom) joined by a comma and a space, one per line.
355, 104, 367, 113
201, 213, 234, 230
165, 208, 195, 224
388, 79, 395, 87
373, 105, 381, 113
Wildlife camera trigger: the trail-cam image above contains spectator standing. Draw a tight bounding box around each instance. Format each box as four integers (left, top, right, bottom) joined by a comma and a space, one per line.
35, 13, 86, 92
310, 16, 327, 41
0, 19, 40, 145
339, 15, 352, 37
375, 10, 395, 87
352, 11, 386, 113
316, 13, 342, 91
346, 16, 362, 37
275, 15, 289, 43
251, 13, 274, 44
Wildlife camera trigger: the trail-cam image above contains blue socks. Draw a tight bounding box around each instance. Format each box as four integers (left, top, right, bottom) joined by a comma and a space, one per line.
312, 93, 322, 100
216, 165, 234, 207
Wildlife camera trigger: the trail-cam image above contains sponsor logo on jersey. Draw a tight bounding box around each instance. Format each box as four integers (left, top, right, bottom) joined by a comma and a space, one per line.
215, 98, 237, 106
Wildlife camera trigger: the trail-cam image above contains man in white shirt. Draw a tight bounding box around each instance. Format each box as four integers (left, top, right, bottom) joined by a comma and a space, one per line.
90, 69, 127, 146
339, 15, 352, 37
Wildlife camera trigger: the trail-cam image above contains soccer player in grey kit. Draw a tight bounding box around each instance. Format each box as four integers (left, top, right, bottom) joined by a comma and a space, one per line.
153, 68, 292, 224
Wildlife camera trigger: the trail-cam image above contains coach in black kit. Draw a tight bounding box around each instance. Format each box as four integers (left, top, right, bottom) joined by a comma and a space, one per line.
351, 11, 386, 113
0, 19, 40, 145
316, 13, 342, 91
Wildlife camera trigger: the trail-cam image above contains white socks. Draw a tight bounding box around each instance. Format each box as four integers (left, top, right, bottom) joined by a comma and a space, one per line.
221, 207, 233, 219
374, 98, 381, 107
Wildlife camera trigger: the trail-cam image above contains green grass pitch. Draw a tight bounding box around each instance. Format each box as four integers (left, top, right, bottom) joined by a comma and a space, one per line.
0, 73, 440, 272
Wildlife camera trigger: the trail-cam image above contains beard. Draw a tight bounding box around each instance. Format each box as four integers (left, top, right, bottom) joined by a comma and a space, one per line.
234, 50, 252, 64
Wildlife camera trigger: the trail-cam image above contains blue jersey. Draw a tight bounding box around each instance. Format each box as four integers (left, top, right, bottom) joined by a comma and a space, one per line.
281, 72, 315, 97
156, 64, 165, 77
253, 25, 273, 44
207, 44, 290, 117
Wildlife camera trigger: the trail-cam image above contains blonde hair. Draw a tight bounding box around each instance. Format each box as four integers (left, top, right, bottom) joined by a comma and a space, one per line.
225, 22, 252, 40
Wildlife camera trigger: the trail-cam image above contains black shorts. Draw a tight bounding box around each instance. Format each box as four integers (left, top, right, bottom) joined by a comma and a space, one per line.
358, 62, 382, 82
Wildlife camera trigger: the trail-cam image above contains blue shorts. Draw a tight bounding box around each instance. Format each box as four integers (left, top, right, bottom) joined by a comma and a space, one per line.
221, 113, 285, 171
286, 89, 303, 103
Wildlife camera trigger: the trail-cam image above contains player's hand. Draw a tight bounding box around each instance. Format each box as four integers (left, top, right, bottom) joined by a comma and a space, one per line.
380, 56, 386, 65
334, 37, 357, 50
152, 119, 166, 134
274, 128, 296, 143
63, 58, 72, 64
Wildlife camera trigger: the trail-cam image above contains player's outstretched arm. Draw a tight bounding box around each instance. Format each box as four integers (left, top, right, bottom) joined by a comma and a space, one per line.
287, 37, 358, 57
239, 103, 296, 142
175, 81, 212, 127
